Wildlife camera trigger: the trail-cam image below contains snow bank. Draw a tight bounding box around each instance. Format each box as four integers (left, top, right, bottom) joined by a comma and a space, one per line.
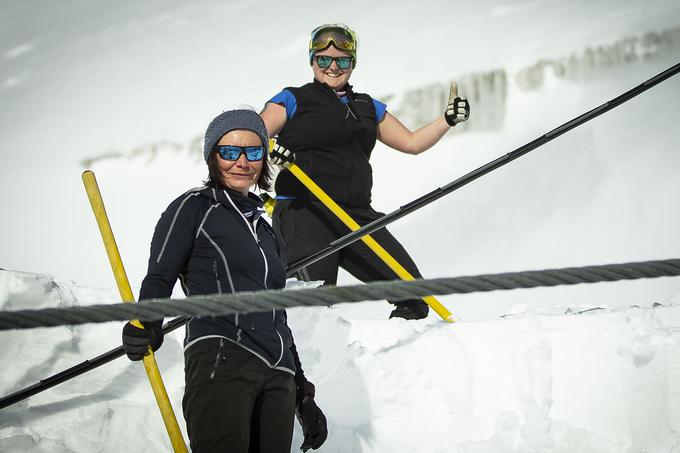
1, 269, 679, 452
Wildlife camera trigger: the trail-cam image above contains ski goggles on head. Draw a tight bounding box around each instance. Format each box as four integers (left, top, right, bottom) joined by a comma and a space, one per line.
216, 145, 264, 161
309, 24, 358, 67
314, 55, 353, 70
310, 28, 357, 53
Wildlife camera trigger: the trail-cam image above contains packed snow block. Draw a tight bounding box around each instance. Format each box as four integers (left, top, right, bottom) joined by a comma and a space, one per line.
516, 25, 680, 91
2, 270, 680, 452
0, 271, 81, 398
0, 269, 62, 310
288, 303, 680, 453
81, 139, 202, 168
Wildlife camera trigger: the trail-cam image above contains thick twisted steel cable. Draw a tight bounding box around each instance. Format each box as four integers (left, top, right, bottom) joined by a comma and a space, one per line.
1, 258, 679, 330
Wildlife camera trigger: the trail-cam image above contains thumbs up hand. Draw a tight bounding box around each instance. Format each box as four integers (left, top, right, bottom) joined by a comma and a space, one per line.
444, 82, 470, 126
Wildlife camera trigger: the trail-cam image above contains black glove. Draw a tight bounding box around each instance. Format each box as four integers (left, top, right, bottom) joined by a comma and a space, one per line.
269, 139, 296, 168
295, 380, 328, 451
444, 81, 470, 126
122, 320, 164, 361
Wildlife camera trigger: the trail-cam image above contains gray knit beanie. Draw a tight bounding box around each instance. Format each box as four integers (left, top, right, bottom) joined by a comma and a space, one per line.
203, 109, 269, 162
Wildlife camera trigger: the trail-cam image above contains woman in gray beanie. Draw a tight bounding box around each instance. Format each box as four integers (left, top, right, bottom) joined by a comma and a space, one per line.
121, 109, 327, 452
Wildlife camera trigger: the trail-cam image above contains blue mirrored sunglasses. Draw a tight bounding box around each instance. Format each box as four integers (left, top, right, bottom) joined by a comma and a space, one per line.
216, 145, 264, 161
314, 55, 353, 70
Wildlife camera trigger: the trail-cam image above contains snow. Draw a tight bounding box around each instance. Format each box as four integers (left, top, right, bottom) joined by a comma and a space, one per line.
1, 0, 680, 451
2, 271, 680, 452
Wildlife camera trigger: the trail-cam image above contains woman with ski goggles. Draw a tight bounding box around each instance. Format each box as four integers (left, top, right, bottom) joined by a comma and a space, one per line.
260, 23, 470, 321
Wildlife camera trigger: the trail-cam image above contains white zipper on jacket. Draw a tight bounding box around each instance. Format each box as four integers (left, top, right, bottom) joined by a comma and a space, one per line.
252, 214, 285, 366
222, 190, 269, 289
223, 190, 285, 364
253, 217, 269, 290
212, 261, 222, 294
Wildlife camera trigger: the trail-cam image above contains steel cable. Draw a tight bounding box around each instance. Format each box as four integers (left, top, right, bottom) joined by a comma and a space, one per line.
1, 259, 679, 330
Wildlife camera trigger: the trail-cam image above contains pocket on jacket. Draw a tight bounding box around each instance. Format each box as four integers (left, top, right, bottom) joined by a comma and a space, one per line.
184, 338, 224, 387
209, 338, 227, 381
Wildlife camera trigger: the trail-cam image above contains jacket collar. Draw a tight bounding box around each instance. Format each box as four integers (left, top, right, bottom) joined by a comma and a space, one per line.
200, 185, 264, 221
313, 78, 353, 97
313, 79, 359, 121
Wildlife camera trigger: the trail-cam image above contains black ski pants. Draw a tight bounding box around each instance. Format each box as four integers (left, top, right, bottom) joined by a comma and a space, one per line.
182, 338, 296, 453
273, 199, 427, 309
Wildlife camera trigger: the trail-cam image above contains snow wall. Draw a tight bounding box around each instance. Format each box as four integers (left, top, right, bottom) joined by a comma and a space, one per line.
1, 270, 680, 453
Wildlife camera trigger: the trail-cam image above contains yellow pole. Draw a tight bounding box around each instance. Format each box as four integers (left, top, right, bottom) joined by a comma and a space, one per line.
270, 141, 454, 322
82, 170, 188, 452
261, 193, 276, 217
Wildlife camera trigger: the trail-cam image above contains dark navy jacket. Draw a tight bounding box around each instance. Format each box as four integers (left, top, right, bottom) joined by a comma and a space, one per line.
275, 79, 379, 207
139, 185, 296, 375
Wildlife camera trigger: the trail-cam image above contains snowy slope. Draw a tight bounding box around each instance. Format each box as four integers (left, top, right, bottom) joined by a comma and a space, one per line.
2, 1, 680, 452
2, 270, 680, 452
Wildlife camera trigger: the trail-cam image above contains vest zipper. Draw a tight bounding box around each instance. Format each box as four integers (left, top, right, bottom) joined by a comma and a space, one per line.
334, 90, 358, 120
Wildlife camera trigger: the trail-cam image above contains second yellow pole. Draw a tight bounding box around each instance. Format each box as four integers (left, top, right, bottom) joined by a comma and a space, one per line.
270, 140, 454, 322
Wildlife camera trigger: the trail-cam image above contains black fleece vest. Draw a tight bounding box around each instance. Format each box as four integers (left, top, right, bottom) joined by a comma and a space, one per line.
275, 80, 379, 207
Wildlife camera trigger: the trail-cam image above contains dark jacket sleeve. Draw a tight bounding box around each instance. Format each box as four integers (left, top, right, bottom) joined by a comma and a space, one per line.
290, 339, 313, 404
139, 193, 201, 301
272, 225, 311, 398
